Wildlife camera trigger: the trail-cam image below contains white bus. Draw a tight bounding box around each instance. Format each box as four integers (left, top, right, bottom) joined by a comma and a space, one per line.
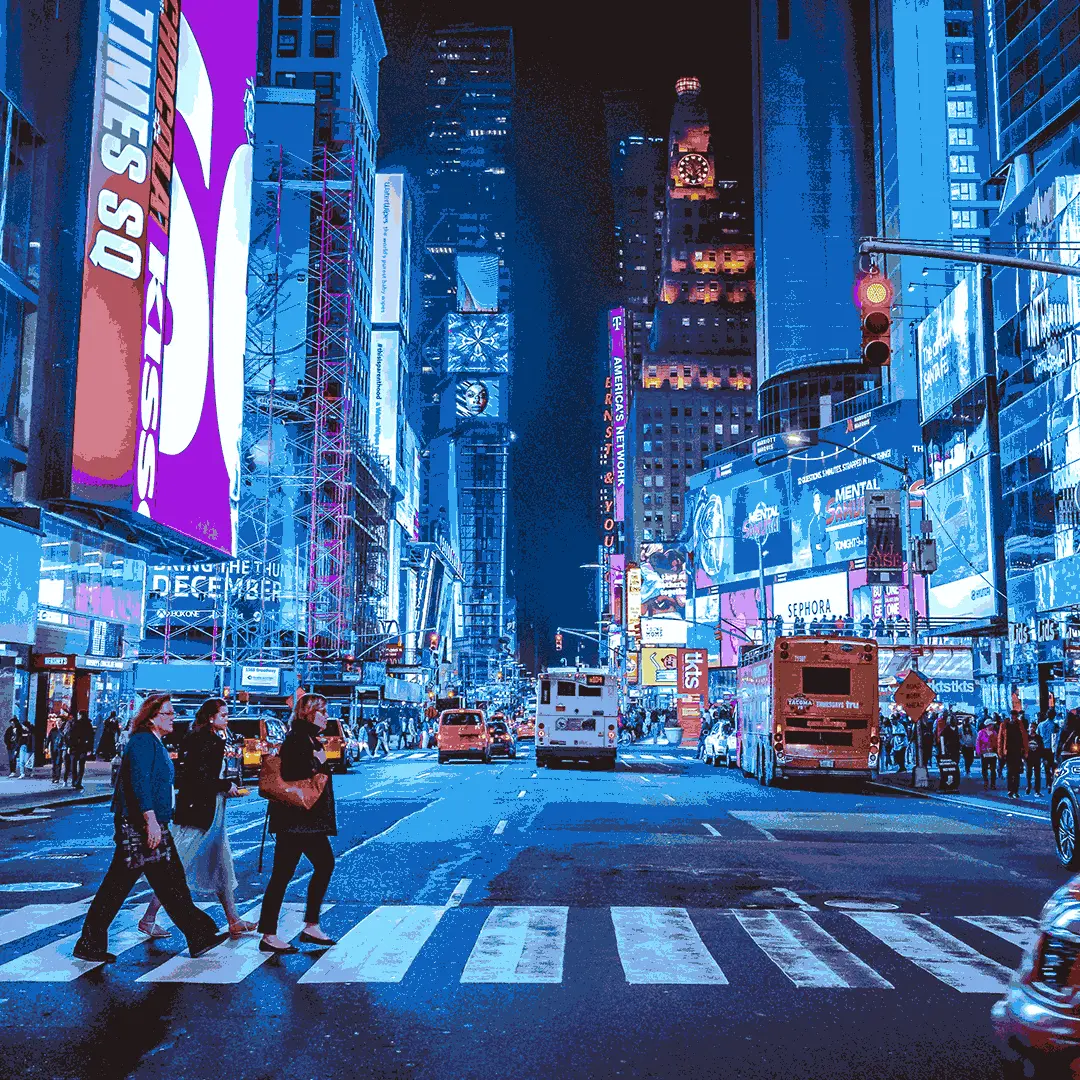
535, 667, 618, 770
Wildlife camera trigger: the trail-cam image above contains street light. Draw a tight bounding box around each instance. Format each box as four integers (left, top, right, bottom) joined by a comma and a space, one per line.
580, 562, 606, 667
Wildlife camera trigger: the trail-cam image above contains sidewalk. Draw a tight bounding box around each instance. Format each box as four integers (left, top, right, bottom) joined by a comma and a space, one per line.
0, 760, 113, 814
873, 764, 1053, 818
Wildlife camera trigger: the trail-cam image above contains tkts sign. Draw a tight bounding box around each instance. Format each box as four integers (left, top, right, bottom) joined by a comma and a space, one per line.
677, 647, 707, 697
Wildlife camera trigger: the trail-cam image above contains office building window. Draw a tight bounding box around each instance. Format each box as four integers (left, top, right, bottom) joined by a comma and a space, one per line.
313, 72, 337, 99
277, 29, 298, 57
952, 209, 979, 229
278, 0, 301, 13
950, 154, 976, 173
948, 126, 974, 146
947, 100, 974, 119
950, 181, 978, 201
311, 0, 341, 13
312, 29, 337, 58
947, 70, 973, 91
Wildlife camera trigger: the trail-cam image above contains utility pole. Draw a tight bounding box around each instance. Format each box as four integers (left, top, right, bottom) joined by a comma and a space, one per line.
858, 237, 1080, 278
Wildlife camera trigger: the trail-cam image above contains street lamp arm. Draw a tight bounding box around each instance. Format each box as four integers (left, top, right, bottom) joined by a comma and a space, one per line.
355, 627, 439, 662
812, 437, 910, 480
859, 237, 1080, 278
556, 627, 604, 647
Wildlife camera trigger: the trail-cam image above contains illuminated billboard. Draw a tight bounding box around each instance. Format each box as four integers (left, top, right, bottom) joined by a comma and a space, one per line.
609, 308, 628, 523
369, 330, 400, 484
639, 543, 688, 619
732, 474, 791, 574
372, 172, 409, 330
447, 313, 510, 373
641, 647, 678, 687
456, 253, 499, 313
917, 272, 985, 423
452, 376, 505, 422
717, 586, 766, 667
145, 559, 282, 625
70, 0, 258, 556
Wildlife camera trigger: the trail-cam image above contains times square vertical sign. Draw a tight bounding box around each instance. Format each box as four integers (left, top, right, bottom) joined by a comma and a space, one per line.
69, 0, 258, 555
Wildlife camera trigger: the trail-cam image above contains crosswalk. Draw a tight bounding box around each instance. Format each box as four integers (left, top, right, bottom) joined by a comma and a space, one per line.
0, 899, 1033, 992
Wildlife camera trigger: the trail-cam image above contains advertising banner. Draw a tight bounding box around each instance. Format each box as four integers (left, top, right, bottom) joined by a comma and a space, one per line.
71, 0, 258, 556
0, 522, 40, 646
925, 453, 997, 620
609, 554, 625, 623
641, 618, 689, 645
677, 647, 707, 696
145, 560, 282, 624
733, 474, 791, 574
639, 543, 688, 619
917, 272, 984, 422
369, 330, 400, 484
717, 586, 765, 667
626, 565, 642, 639
609, 308, 628, 522
641, 646, 678, 687
456, 253, 499, 313
446, 313, 510, 373
772, 571, 849, 624
866, 490, 904, 586
626, 650, 639, 684
453, 376, 505, 421
372, 172, 405, 326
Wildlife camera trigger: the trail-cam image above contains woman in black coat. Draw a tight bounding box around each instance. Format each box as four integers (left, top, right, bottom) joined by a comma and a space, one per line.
258, 694, 336, 954
137, 698, 256, 939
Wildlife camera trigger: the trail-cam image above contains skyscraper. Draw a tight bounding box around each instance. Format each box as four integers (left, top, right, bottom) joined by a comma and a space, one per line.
421, 26, 515, 691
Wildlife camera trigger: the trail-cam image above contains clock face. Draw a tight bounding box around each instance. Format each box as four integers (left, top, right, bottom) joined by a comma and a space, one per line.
677, 153, 709, 186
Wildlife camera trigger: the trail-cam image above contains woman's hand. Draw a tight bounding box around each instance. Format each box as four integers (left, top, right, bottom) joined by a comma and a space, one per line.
313, 748, 327, 765
144, 811, 162, 850
226, 784, 240, 798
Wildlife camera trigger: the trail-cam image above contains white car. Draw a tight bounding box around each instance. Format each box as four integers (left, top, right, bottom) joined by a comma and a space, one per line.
703, 721, 738, 767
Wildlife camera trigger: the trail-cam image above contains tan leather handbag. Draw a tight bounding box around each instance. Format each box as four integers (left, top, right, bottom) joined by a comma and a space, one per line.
258, 754, 327, 810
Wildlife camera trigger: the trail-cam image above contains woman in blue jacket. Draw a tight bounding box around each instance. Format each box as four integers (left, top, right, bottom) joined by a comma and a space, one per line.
73, 694, 226, 964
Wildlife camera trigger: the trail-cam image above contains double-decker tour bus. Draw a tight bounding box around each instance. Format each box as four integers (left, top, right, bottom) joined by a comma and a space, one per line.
737, 637, 880, 784
535, 667, 618, 769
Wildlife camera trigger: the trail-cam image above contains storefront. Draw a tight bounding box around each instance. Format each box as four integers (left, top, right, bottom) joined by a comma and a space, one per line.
0, 519, 41, 725
30, 653, 126, 761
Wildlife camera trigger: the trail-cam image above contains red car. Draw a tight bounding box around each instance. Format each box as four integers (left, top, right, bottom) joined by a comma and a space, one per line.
993, 876, 1080, 1077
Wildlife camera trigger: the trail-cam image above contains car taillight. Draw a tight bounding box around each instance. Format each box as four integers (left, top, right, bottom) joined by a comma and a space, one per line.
608, 724, 616, 744
773, 730, 784, 749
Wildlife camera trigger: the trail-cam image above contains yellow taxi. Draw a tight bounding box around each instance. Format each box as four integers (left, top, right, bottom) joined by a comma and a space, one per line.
230, 717, 285, 778
321, 718, 351, 774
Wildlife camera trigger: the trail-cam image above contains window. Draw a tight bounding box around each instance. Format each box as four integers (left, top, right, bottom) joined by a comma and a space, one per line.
642, 441, 652, 452
311, 0, 341, 13
948, 126, 974, 146
312, 29, 337, 57
952, 209, 979, 229
557, 681, 577, 698
681, 316, 691, 326
950, 181, 978, 201
802, 667, 851, 695
950, 154, 976, 173
278, 0, 301, 12
274, 71, 298, 88
947, 71, 973, 91
947, 100, 974, 119
277, 29, 298, 56
313, 72, 337, 99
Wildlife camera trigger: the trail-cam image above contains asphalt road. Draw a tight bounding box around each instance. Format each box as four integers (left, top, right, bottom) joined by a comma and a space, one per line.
0, 745, 1065, 1080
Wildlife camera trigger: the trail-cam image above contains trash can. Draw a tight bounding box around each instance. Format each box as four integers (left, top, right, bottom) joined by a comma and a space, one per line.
939, 757, 960, 792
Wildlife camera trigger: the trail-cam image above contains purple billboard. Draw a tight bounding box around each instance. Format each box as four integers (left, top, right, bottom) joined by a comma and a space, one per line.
609, 309, 628, 522
133, 0, 257, 554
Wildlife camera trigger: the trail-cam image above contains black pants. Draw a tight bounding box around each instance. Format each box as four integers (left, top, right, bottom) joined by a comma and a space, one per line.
1042, 751, 1056, 786
79, 836, 219, 952
981, 756, 998, 788
258, 833, 334, 935
1026, 756, 1043, 794
1007, 760, 1023, 796
51, 752, 63, 782
71, 753, 87, 789
961, 747, 974, 775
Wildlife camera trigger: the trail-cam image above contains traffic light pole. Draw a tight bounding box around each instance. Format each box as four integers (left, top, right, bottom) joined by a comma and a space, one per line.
858, 238, 1080, 278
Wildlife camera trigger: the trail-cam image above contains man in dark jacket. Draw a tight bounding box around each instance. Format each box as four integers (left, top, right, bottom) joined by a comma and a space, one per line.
999, 712, 1030, 799
68, 712, 96, 791
4, 718, 19, 777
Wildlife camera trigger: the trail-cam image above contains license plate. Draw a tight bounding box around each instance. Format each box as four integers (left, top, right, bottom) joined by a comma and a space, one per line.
820, 759, 835, 768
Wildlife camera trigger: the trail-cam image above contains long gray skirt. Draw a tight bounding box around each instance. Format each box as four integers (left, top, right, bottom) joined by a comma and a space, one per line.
172, 795, 237, 904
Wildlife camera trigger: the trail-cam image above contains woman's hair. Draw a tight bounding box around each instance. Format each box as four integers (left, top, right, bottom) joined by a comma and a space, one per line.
130, 694, 171, 735
194, 698, 227, 729
291, 693, 327, 728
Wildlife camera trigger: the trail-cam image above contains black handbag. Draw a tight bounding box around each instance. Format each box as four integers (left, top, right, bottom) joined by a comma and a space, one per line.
117, 820, 174, 872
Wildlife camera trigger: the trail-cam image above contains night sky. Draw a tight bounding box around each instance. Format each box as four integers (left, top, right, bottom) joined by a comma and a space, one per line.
374, 1, 753, 669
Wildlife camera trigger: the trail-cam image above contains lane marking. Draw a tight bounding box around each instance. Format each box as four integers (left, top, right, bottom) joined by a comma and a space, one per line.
958, 915, 1040, 952
362, 791, 383, 799
0, 901, 92, 949
702, 823, 721, 837
227, 817, 270, 838
460, 906, 568, 984
517, 790, 526, 798
662, 794, 677, 804
846, 912, 1011, 992
928, 843, 1032, 881
735, 910, 893, 989
333, 799, 445, 862
531, 772, 538, 779
867, 782, 1050, 822
774, 888, 818, 911
445, 879, 471, 908
0, 908, 145, 982
661, 755, 679, 762
298, 905, 445, 984
0, 881, 81, 893
610, 907, 727, 985
493, 820, 507, 835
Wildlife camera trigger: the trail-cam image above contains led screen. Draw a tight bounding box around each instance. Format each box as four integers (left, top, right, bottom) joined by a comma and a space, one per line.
456, 253, 499, 313
917, 272, 984, 422
370, 330, 400, 485
446, 313, 510, 373
372, 172, 406, 327
70, 0, 258, 555
610, 308, 628, 522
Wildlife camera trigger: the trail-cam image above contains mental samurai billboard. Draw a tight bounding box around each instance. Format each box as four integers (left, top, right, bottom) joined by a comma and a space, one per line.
70, 0, 258, 555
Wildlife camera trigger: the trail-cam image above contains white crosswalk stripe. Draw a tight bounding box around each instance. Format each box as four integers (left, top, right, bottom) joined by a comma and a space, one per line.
461, 906, 568, 983
0, 901, 92, 949
958, 915, 1040, 953
0, 908, 145, 982
735, 910, 893, 988
847, 912, 1012, 993
298, 905, 446, 983
611, 907, 727, 984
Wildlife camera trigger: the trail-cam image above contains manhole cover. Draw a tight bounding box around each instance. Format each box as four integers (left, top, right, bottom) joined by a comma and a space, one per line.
823, 900, 900, 911
0, 881, 82, 892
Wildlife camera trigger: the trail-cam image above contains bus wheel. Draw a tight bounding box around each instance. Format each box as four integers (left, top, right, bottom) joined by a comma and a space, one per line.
757, 750, 766, 786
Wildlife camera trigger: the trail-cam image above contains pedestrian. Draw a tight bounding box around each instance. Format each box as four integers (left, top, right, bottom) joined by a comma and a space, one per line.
68, 710, 96, 791
1026, 720, 1046, 796
376, 716, 390, 756
1038, 710, 1059, 789
959, 718, 976, 776
892, 724, 907, 772
97, 711, 121, 761
939, 715, 961, 783
71, 694, 226, 964
4, 717, 18, 777
998, 711, 1030, 799
137, 698, 256, 940
48, 720, 67, 785
1057, 708, 1080, 766
16, 719, 34, 777
696, 717, 710, 760
918, 714, 935, 771
366, 719, 378, 757
976, 718, 999, 789
258, 693, 337, 955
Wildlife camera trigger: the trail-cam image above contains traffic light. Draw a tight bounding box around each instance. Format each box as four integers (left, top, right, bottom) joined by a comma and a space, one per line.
856, 268, 894, 366
555, 631, 563, 651
427, 632, 440, 653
